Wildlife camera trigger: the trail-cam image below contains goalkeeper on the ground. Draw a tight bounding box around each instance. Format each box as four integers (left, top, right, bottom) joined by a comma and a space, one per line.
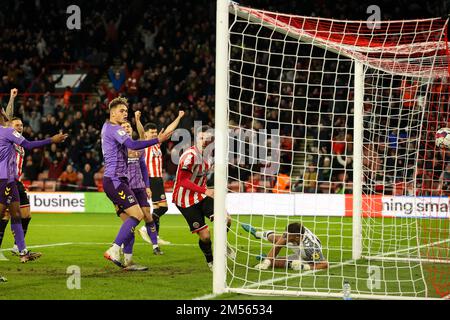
241, 222, 328, 271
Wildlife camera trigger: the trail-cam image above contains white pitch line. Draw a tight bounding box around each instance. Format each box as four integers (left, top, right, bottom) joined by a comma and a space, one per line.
71, 242, 196, 247
193, 293, 220, 300
31, 224, 187, 229
0, 241, 196, 253
367, 238, 450, 259
0, 242, 73, 252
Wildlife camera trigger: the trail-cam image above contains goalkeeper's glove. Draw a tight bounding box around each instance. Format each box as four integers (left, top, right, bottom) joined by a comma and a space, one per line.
255, 259, 271, 270
290, 260, 311, 271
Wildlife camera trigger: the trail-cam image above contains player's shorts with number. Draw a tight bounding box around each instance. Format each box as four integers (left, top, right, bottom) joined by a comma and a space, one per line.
149, 177, 166, 203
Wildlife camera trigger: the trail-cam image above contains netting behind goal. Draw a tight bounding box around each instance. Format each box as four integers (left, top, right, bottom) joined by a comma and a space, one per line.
222, 3, 450, 299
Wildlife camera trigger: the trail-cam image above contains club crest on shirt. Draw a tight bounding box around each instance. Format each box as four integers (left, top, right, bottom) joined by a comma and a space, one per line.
128, 195, 135, 204
193, 222, 200, 229
117, 129, 126, 136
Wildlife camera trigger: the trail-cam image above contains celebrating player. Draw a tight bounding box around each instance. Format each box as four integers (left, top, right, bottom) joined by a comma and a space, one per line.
0, 117, 34, 259
135, 110, 185, 245
0, 105, 68, 262
241, 222, 329, 271
0, 89, 34, 259
172, 125, 234, 271
101, 97, 171, 269
120, 120, 162, 259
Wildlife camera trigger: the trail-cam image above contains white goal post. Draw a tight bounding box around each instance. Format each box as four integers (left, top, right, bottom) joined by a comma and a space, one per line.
214, 0, 450, 299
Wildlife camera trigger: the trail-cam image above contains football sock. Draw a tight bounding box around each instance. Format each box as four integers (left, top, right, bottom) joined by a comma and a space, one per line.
151, 214, 160, 234
124, 253, 133, 265
114, 217, 140, 247
10, 218, 26, 252
199, 238, 213, 263
0, 219, 8, 248
123, 232, 135, 254
145, 222, 158, 245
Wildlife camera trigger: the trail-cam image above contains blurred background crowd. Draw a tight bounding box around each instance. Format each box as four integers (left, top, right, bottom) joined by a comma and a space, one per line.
0, 0, 448, 194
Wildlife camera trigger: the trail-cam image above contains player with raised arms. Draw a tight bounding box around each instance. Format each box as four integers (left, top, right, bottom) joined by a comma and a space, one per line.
120, 118, 162, 260
0, 89, 34, 260
241, 222, 329, 271
135, 110, 185, 245
0, 99, 68, 262
173, 125, 234, 271
101, 97, 172, 269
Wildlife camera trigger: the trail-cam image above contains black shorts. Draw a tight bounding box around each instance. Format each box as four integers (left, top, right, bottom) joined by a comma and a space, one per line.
176, 197, 214, 233
17, 180, 30, 208
149, 177, 166, 203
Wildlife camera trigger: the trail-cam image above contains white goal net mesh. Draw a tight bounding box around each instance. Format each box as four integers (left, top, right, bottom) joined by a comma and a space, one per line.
224, 3, 449, 299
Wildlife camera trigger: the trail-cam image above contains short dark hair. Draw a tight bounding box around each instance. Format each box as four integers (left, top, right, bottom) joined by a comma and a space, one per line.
286, 222, 305, 236
196, 125, 212, 134
144, 123, 157, 131
108, 97, 128, 110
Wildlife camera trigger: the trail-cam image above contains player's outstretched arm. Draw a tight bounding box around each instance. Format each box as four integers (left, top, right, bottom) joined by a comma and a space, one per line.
135, 111, 146, 140
156, 128, 173, 143
123, 137, 159, 150
5, 88, 18, 121
311, 261, 329, 270
178, 169, 208, 194
20, 133, 68, 150
255, 235, 286, 270
164, 111, 185, 134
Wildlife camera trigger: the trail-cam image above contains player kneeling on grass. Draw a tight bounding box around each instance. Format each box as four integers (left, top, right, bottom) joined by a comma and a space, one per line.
241, 222, 328, 271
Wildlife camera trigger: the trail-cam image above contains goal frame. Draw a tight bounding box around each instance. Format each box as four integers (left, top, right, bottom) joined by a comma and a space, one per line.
213, 0, 448, 299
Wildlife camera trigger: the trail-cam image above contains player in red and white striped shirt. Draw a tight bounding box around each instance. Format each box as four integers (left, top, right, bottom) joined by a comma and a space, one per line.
136, 111, 184, 245
173, 125, 233, 270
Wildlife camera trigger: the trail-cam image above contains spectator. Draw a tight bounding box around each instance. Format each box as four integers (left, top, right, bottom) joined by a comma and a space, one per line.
108, 66, 126, 92
81, 163, 96, 190
58, 164, 81, 191
273, 167, 291, 194
44, 154, 68, 180
63, 86, 72, 108
23, 156, 39, 181
303, 164, 318, 193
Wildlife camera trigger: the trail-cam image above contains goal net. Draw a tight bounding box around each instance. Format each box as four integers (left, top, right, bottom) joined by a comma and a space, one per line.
215, 1, 450, 299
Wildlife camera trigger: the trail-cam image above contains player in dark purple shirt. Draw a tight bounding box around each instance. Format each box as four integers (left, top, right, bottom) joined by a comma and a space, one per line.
101, 97, 171, 270
0, 108, 68, 262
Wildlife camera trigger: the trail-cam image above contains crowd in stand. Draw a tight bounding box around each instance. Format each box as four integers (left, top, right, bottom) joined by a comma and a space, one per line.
0, 0, 448, 193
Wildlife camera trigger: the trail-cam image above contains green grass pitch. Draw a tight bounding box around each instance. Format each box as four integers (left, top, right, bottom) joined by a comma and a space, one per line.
0, 213, 445, 299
